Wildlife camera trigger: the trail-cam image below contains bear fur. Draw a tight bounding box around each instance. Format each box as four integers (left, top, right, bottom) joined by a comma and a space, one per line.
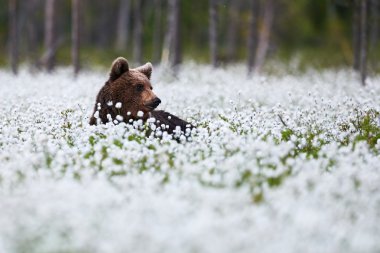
89, 57, 192, 136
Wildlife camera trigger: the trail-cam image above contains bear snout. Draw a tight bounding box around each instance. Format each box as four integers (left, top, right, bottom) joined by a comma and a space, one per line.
145, 97, 161, 110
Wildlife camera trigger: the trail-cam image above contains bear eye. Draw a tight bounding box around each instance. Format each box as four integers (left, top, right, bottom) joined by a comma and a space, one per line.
136, 84, 144, 92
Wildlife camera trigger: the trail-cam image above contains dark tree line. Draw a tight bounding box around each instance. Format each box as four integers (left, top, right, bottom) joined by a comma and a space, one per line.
72, 0, 80, 75
8, 0, 18, 74
4, 0, 380, 83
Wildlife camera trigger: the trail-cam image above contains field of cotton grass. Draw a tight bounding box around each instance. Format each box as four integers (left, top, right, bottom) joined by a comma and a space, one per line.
1, 64, 380, 253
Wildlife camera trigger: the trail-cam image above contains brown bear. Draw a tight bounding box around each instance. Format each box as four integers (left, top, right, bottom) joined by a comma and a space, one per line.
89, 57, 192, 137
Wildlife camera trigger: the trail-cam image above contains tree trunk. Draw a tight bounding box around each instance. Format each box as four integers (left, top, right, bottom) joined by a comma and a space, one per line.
116, 0, 131, 51
133, 0, 143, 64
254, 0, 274, 72
44, 0, 56, 72
369, 0, 379, 50
209, 0, 218, 67
359, 0, 368, 86
353, 0, 361, 71
170, 0, 181, 67
226, 0, 240, 62
247, 0, 260, 75
26, 0, 39, 69
152, 0, 162, 63
9, 0, 19, 75
96, 1, 109, 48
72, 0, 80, 76
162, 0, 181, 68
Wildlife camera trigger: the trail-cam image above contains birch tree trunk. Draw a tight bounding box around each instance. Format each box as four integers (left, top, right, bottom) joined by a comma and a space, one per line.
152, 0, 162, 63
9, 0, 19, 75
72, 0, 80, 76
359, 0, 368, 86
116, 0, 131, 51
353, 0, 361, 71
209, 0, 218, 68
247, 0, 259, 75
26, 0, 39, 69
369, 0, 378, 50
161, 2, 170, 65
254, 0, 274, 72
162, 0, 181, 68
133, 0, 143, 64
44, 0, 56, 72
226, 0, 240, 62
96, 1, 109, 48
171, 0, 181, 67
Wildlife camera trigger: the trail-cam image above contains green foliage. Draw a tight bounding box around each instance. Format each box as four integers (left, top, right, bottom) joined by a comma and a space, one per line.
61, 109, 75, 147
345, 109, 380, 151
281, 128, 294, 141
45, 152, 53, 169
113, 139, 123, 148
112, 158, 123, 165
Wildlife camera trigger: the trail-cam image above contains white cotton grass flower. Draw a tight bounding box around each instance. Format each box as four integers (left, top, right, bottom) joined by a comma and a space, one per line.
147, 118, 156, 123
137, 111, 144, 117
116, 115, 123, 122
1, 65, 380, 253
115, 102, 122, 109
93, 111, 99, 119
180, 135, 186, 142
107, 101, 113, 106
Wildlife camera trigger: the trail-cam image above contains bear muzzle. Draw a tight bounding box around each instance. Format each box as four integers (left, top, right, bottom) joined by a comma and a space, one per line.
144, 97, 161, 110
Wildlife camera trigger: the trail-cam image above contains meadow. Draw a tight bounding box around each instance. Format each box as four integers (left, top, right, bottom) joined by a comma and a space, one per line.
0, 64, 380, 253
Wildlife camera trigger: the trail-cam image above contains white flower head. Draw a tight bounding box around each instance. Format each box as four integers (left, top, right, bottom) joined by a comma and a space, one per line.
115, 102, 122, 109
116, 115, 123, 121
137, 111, 144, 117
107, 101, 113, 106
147, 117, 156, 123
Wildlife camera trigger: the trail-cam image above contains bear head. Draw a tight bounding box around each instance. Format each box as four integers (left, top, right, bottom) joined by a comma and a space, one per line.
89, 57, 161, 125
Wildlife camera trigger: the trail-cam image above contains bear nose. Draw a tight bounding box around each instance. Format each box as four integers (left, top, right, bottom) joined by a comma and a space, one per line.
151, 97, 161, 109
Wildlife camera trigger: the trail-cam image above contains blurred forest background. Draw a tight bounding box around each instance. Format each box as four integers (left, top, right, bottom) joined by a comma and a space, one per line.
1, 0, 379, 82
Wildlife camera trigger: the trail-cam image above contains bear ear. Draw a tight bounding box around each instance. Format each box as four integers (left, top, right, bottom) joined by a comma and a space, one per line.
109, 57, 129, 81
135, 62, 153, 79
